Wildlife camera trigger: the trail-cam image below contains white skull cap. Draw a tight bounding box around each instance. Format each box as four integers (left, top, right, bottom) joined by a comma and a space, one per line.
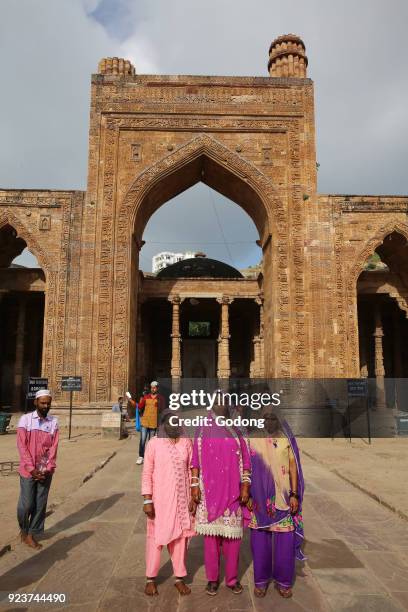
35, 389, 52, 399
150, 381, 159, 387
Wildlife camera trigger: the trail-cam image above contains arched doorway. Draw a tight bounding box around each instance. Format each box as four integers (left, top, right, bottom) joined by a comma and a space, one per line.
357, 231, 408, 408
112, 136, 275, 397
0, 224, 46, 411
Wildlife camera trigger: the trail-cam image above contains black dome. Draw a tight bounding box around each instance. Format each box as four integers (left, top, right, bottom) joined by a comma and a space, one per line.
156, 257, 243, 279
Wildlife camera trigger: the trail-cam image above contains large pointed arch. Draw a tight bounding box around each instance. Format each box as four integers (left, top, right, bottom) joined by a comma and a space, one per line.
108, 134, 282, 397
118, 134, 278, 244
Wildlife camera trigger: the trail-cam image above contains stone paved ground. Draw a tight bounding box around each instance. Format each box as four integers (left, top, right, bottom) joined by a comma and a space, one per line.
0, 429, 125, 553
1, 435, 408, 611
300, 438, 408, 520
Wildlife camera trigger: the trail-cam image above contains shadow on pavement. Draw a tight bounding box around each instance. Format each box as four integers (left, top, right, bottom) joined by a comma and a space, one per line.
42, 493, 124, 539
0, 531, 93, 594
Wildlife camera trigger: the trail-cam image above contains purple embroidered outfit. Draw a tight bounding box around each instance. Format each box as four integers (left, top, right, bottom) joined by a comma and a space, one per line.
249, 421, 305, 590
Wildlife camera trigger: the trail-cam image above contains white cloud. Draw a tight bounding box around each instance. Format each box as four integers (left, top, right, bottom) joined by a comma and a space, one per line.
0, 0, 158, 189
1, 0, 407, 268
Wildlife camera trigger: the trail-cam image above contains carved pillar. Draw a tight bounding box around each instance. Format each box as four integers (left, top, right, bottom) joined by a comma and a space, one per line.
373, 303, 386, 410
359, 315, 368, 378
392, 310, 402, 378
169, 295, 182, 384
393, 310, 403, 410
13, 294, 27, 410
255, 295, 265, 377
217, 296, 233, 380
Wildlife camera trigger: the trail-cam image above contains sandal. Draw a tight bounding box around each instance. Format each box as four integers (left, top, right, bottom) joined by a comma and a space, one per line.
227, 581, 243, 594
254, 586, 267, 598
144, 579, 159, 596
205, 581, 219, 596
276, 584, 292, 598
174, 578, 191, 596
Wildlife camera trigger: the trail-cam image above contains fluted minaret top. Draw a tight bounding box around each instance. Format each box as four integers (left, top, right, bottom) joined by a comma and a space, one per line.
98, 57, 135, 76
268, 34, 308, 78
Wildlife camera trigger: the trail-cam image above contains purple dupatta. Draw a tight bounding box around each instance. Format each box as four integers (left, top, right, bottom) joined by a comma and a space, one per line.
250, 420, 306, 561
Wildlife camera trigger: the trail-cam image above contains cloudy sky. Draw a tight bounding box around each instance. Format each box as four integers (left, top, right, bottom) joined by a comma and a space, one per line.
2, 0, 407, 270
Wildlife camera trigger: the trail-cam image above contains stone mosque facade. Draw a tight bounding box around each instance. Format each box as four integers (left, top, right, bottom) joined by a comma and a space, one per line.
1, 34, 408, 413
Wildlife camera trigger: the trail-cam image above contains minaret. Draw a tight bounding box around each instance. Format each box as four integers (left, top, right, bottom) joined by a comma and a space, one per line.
268, 34, 308, 78
97, 57, 135, 76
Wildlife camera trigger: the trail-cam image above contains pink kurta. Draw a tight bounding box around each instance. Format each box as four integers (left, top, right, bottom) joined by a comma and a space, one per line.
141, 437, 195, 546
17, 411, 59, 478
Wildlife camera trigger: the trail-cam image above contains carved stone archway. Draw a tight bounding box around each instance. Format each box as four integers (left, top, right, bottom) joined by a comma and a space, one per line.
346, 221, 408, 375
108, 134, 283, 396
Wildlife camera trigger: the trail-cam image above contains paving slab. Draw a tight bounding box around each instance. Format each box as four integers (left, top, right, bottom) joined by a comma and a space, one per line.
326, 593, 405, 612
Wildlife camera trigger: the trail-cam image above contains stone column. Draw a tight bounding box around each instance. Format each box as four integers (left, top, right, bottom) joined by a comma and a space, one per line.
13, 294, 27, 410
169, 295, 182, 386
393, 310, 403, 410
217, 296, 233, 380
373, 303, 386, 410
359, 319, 368, 378
255, 295, 265, 377
392, 310, 402, 378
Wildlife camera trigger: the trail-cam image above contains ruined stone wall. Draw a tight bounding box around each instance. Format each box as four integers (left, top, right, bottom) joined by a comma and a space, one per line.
0, 189, 85, 400
311, 194, 408, 378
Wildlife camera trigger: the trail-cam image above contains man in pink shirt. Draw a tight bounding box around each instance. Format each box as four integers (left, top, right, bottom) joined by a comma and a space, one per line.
16, 389, 59, 550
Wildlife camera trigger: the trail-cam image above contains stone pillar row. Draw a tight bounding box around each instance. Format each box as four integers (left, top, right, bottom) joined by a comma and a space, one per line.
163, 294, 266, 384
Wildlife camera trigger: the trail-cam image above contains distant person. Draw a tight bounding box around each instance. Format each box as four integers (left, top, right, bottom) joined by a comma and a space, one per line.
16, 390, 59, 550
112, 397, 122, 414
142, 411, 195, 596
112, 396, 130, 422
136, 381, 165, 465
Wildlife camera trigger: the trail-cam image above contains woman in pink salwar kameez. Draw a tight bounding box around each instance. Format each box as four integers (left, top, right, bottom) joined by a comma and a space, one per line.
141, 411, 195, 596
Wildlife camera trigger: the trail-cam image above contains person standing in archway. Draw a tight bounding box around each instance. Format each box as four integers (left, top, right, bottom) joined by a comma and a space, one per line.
16, 389, 59, 550
136, 381, 165, 465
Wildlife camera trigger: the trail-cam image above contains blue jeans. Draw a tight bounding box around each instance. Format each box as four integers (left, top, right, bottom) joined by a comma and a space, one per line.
139, 426, 156, 458
17, 474, 52, 535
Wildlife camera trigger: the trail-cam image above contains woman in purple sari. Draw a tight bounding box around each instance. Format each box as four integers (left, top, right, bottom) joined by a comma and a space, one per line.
248, 406, 305, 599
190, 403, 251, 596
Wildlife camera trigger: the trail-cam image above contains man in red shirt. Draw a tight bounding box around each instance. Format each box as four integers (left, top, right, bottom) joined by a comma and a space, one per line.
136, 381, 165, 465
16, 389, 59, 549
